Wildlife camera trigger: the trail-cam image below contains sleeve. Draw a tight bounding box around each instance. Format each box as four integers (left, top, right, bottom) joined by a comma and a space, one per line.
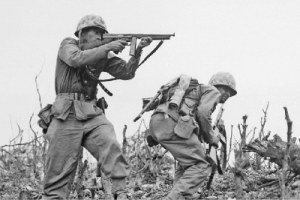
196, 86, 221, 144
103, 50, 142, 80
58, 37, 111, 68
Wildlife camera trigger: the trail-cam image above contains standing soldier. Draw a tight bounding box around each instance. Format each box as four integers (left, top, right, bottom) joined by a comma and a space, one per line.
41, 14, 152, 199
147, 72, 237, 200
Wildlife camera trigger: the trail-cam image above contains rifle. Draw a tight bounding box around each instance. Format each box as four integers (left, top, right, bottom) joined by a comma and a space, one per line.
102, 33, 175, 57
80, 33, 175, 97
133, 76, 178, 122
206, 104, 227, 190
133, 91, 162, 122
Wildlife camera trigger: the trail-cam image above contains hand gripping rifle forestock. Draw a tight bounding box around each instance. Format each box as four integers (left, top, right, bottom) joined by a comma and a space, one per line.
103, 33, 175, 57
212, 104, 226, 145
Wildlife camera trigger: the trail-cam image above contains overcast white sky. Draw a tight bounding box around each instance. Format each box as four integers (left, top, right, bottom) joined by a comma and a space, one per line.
0, 0, 299, 150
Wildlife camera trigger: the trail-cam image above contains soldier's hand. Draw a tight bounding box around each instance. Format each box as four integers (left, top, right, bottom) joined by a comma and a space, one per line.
107, 40, 128, 52
211, 133, 220, 148
137, 37, 152, 49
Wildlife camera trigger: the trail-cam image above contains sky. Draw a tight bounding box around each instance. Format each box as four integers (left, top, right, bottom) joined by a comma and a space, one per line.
0, 0, 300, 155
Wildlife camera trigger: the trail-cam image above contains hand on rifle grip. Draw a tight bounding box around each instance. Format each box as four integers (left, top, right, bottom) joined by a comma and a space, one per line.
129, 37, 137, 56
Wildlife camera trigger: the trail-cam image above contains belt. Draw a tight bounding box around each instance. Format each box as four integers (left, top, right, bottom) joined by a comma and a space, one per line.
56, 93, 86, 101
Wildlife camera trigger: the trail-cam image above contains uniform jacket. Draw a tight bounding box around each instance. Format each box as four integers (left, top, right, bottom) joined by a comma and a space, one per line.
154, 82, 221, 145
51, 37, 142, 121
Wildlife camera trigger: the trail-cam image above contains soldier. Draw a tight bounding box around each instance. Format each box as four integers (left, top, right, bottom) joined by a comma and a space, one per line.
147, 72, 237, 200
41, 14, 152, 199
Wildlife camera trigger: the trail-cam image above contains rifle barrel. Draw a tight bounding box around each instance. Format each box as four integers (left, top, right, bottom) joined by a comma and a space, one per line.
103, 33, 175, 40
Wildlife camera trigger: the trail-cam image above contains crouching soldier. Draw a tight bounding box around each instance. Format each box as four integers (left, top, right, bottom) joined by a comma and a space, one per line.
40, 14, 152, 200
147, 72, 237, 200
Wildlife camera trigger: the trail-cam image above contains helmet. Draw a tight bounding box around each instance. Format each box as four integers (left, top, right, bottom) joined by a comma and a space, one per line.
74, 14, 108, 37
208, 72, 237, 96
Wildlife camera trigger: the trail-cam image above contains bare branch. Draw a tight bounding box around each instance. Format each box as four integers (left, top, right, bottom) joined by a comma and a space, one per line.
238, 124, 242, 138
122, 125, 128, 155
283, 107, 293, 151
0, 135, 43, 148
259, 102, 269, 139
9, 123, 23, 145
142, 119, 148, 130
249, 127, 257, 143
29, 113, 42, 146
279, 107, 293, 199
226, 125, 234, 164
35, 57, 45, 110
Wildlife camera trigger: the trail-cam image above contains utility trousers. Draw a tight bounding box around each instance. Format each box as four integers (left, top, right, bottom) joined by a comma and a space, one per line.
42, 107, 129, 199
149, 113, 212, 200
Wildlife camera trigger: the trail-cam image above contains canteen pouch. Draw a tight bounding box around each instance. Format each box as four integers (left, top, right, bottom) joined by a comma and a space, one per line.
174, 115, 196, 139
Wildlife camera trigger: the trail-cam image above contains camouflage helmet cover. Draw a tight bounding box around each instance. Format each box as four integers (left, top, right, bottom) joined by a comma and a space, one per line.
75, 14, 108, 37
208, 72, 237, 96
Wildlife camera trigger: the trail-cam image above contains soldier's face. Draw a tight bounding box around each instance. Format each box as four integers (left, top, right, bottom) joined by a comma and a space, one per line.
217, 86, 232, 103
83, 28, 103, 43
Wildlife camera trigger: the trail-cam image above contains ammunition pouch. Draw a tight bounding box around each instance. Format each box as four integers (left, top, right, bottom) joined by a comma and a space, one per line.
37, 104, 53, 134
174, 115, 196, 139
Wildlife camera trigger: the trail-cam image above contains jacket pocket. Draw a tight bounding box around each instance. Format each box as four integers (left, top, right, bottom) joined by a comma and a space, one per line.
51, 98, 73, 120
174, 115, 196, 139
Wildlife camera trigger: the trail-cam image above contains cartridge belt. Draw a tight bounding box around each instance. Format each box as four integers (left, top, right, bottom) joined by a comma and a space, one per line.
56, 93, 86, 101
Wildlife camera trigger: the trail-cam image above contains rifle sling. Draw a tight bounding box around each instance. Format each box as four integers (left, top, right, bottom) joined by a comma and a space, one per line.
137, 40, 164, 67
98, 40, 164, 83
86, 40, 165, 95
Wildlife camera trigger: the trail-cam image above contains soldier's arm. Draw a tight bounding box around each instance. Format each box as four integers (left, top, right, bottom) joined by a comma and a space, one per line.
103, 49, 142, 80
195, 86, 221, 144
58, 37, 111, 68
103, 37, 152, 80
79, 38, 114, 51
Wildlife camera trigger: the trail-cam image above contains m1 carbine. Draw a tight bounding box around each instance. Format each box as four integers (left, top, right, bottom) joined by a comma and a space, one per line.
133, 76, 178, 122
102, 33, 175, 56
